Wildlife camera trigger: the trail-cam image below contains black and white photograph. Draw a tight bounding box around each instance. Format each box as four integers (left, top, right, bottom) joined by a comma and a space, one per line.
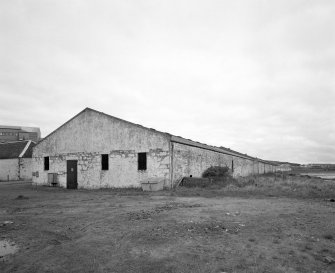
1, 1, 334, 272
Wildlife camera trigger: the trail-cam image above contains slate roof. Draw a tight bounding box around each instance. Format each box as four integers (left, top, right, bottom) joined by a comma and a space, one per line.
36, 107, 276, 165
0, 141, 35, 159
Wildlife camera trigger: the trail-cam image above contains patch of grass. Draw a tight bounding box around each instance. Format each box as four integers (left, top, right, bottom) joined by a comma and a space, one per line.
181, 166, 236, 189
178, 173, 335, 199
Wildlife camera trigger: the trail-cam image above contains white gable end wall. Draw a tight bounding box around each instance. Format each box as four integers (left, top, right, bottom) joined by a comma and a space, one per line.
32, 109, 171, 189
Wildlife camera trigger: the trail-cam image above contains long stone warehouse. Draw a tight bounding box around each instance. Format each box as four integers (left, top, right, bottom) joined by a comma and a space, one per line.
32, 108, 277, 189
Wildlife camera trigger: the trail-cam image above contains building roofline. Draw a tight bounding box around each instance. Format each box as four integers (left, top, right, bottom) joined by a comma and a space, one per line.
74, 109, 276, 164
86, 108, 172, 137
171, 136, 276, 165
34, 107, 277, 166
171, 136, 252, 160
0, 125, 40, 129
34, 108, 172, 148
0, 125, 23, 130
19, 140, 32, 158
0, 140, 30, 145
0, 140, 34, 159
33, 108, 89, 147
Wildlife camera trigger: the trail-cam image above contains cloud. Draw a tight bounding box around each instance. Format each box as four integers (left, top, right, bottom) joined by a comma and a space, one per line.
0, 0, 334, 163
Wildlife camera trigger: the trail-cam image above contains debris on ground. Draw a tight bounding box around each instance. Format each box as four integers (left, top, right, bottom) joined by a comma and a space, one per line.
15, 195, 29, 200
0, 239, 19, 262
127, 202, 202, 220
324, 256, 335, 264
226, 211, 240, 217
144, 220, 243, 239
0, 221, 13, 227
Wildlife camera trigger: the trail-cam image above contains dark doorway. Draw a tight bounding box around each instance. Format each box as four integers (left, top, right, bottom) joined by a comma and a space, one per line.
67, 160, 78, 189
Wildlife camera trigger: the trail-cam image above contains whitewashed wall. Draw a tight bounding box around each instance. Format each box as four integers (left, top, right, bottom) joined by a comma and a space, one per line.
32, 109, 171, 189
0, 159, 19, 181
19, 158, 32, 180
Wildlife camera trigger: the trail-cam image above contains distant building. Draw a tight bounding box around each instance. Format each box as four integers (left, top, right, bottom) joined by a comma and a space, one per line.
0, 125, 41, 143
0, 140, 35, 181
305, 164, 335, 170
277, 164, 292, 172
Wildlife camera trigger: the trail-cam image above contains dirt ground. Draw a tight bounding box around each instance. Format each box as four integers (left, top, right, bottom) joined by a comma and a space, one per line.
0, 182, 334, 273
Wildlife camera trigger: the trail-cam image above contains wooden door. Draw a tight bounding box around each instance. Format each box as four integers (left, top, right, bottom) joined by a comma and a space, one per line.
66, 160, 78, 189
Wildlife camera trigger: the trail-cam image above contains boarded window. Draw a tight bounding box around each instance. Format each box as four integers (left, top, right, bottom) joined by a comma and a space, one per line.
44, 157, 49, 171
101, 154, 109, 170
138, 152, 147, 171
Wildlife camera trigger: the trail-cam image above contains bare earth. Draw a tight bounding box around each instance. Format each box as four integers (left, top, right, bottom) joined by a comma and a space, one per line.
0, 182, 334, 273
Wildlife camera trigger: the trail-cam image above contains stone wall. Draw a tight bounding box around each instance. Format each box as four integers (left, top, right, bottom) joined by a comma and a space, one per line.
32, 108, 277, 189
19, 158, 33, 180
33, 149, 170, 189
32, 109, 171, 189
0, 159, 19, 181
232, 157, 255, 177
171, 142, 233, 182
171, 142, 276, 184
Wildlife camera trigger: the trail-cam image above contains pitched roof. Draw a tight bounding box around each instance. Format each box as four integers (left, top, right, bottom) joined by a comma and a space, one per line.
35, 107, 276, 165
0, 140, 35, 159
171, 136, 252, 160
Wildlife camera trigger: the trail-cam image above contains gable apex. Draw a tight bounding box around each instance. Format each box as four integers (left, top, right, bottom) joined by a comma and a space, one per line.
82, 108, 171, 137
34, 107, 171, 149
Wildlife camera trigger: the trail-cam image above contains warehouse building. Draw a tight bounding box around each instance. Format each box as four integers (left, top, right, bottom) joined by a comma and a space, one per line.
32, 108, 276, 189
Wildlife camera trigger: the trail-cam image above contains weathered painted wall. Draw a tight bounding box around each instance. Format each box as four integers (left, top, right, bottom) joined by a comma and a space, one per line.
232, 157, 255, 177
19, 158, 32, 180
32, 108, 276, 189
171, 142, 233, 182
171, 142, 275, 184
33, 109, 171, 189
0, 159, 19, 181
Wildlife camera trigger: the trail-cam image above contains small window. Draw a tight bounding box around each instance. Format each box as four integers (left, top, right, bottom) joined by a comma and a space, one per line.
231, 160, 234, 173
44, 157, 49, 171
138, 152, 147, 171
101, 154, 109, 170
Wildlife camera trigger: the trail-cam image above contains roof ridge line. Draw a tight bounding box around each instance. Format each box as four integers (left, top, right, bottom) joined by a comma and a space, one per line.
0, 140, 29, 144
19, 140, 31, 158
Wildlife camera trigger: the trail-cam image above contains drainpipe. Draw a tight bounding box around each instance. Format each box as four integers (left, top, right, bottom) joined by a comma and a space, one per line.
258, 161, 259, 174
18, 158, 21, 181
18, 140, 32, 181
170, 141, 174, 189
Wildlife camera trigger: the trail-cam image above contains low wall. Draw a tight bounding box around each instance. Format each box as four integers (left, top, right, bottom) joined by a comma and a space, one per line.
0, 159, 19, 181
19, 158, 33, 180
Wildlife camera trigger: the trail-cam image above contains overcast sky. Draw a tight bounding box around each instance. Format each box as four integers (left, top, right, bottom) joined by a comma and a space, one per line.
1, 0, 334, 164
